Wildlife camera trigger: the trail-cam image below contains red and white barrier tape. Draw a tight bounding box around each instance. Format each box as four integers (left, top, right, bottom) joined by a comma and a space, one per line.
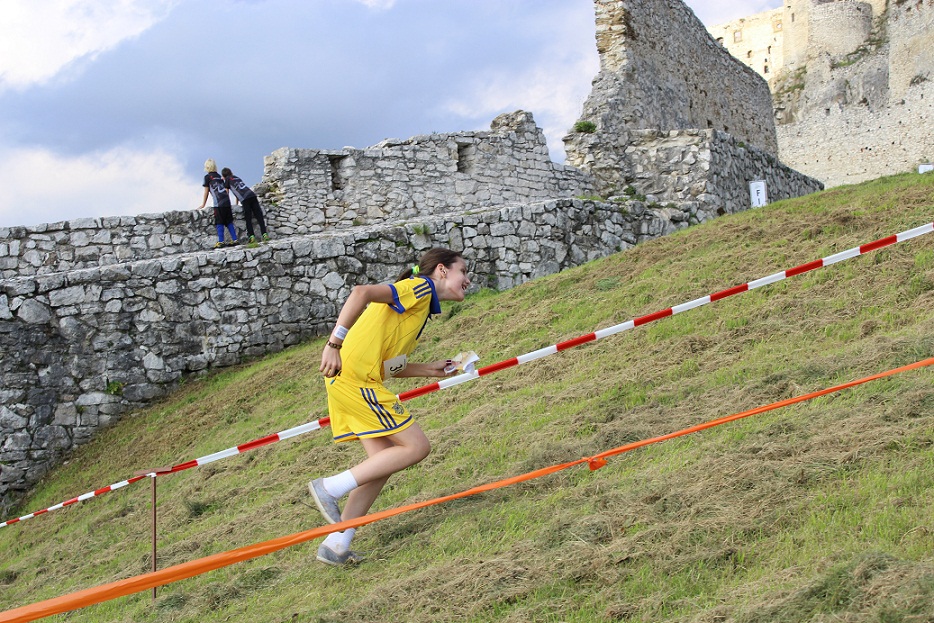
397, 221, 934, 401
0, 476, 148, 529
4, 220, 932, 529
158, 418, 330, 475
0, 419, 330, 529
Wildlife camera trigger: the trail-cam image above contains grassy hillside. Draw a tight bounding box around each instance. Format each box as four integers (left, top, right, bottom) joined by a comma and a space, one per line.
1, 172, 933, 623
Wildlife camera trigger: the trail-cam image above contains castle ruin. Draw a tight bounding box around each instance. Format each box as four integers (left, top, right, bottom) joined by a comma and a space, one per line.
563, 0, 779, 196
0, 0, 822, 514
711, 0, 934, 187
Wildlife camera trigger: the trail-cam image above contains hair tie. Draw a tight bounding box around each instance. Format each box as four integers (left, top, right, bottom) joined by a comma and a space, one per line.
412, 265, 420, 276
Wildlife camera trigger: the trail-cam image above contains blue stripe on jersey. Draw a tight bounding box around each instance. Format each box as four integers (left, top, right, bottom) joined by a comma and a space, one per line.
388, 284, 404, 313
425, 277, 442, 315
418, 277, 442, 315
388, 277, 441, 315
361, 388, 387, 428
413, 281, 432, 298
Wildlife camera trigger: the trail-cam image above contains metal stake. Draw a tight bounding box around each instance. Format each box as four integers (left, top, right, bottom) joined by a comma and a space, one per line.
136, 467, 171, 601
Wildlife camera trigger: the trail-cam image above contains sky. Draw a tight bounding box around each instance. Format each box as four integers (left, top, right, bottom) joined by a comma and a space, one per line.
0, 0, 782, 229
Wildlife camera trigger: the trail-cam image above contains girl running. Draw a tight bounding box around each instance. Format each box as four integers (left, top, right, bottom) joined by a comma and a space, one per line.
310, 247, 472, 566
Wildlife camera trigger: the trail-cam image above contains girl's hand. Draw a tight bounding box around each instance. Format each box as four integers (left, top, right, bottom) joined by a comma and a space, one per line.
320, 345, 342, 377
429, 360, 455, 377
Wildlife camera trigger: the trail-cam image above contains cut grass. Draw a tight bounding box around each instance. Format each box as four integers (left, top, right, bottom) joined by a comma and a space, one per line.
0, 172, 932, 622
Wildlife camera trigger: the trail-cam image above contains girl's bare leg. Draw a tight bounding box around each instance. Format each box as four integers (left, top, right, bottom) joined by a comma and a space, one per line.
342, 424, 430, 520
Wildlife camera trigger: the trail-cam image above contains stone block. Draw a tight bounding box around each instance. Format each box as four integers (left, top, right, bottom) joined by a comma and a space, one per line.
123, 383, 164, 402
2, 432, 32, 453
197, 301, 221, 321
0, 464, 26, 484
0, 405, 29, 430
16, 299, 52, 324
69, 218, 99, 229
137, 309, 165, 323
75, 392, 111, 407
142, 351, 165, 370
52, 402, 78, 426
48, 286, 86, 308
131, 261, 163, 279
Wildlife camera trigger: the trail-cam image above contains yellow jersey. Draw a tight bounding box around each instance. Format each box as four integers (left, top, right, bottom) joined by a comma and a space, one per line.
339, 276, 441, 385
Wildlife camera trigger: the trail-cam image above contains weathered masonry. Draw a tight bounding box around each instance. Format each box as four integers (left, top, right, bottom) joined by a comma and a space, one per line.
0, 0, 824, 513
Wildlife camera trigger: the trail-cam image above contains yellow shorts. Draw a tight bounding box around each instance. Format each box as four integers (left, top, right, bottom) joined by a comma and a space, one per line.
325, 374, 413, 443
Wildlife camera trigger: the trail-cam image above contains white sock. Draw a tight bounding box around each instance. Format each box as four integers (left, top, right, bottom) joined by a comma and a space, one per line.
322, 528, 356, 553
322, 470, 358, 499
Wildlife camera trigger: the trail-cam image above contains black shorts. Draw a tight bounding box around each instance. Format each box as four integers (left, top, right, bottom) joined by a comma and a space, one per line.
213, 204, 234, 226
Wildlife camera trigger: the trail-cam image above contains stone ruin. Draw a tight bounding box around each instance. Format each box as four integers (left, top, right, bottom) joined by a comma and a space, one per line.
712, 0, 934, 187
564, 0, 779, 196
253, 111, 594, 236
0, 0, 822, 513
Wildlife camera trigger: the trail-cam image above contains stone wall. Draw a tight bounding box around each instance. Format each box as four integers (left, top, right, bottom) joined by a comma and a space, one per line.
889, 0, 934, 98
809, 0, 873, 58
3, 195, 722, 513
713, 1, 891, 81
712, 0, 934, 188
773, 0, 934, 186
776, 73, 934, 186
0, 0, 827, 515
254, 111, 595, 236
0, 111, 592, 281
564, 0, 779, 195
709, 8, 785, 81
0, 210, 245, 280
623, 129, 823, 212
783, 0, 812, 69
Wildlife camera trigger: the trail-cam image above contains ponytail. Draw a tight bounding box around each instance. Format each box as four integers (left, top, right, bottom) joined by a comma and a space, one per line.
397, 247, 463, 281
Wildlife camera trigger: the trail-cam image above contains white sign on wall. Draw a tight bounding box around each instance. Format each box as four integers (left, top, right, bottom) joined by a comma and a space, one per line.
919, 163, 934, 174
749, 180, 768, 207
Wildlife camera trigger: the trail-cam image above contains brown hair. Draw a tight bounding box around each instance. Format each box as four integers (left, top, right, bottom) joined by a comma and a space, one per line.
397, 247, 463, 281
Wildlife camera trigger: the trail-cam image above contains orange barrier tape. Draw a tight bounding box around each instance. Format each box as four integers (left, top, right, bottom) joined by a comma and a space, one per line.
1, 356, 930, 623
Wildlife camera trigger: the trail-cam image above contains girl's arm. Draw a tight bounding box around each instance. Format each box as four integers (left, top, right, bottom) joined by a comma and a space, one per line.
198, 187, 209, 209
319, 284, 396, 377
393, 360, 454, 378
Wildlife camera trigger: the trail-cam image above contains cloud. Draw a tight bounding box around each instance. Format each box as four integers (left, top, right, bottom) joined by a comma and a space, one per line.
0, 0, 177, 91
687, 0, 783, 27
350, 0, 396, 10
0, 145, 195, 228
441, 51, 599, 163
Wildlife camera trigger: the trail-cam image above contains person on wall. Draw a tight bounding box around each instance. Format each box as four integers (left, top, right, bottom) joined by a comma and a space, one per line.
197, 158, 238, 248
310, 247, 473, 566
222, 167, 269, 244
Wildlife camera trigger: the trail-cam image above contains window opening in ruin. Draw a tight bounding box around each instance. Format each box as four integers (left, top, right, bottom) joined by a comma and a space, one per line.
716, 37, 724, 45
774, 20, 782, 31
456, 142, 477, 174
747, 50, 753, 58
328, 155, 347, 191
733, 30, 742, 43
764, 65, 769, 74
707, 120, 713, 129
768, 46, 772, 54
791, 13, 795, 23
